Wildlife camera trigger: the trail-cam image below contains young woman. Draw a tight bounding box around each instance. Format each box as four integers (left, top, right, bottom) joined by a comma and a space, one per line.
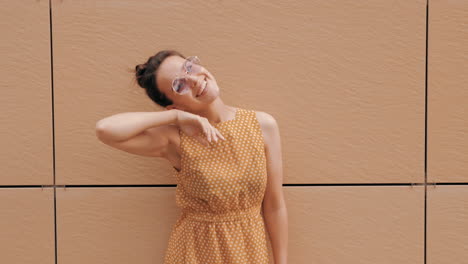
95, 50, 288, 263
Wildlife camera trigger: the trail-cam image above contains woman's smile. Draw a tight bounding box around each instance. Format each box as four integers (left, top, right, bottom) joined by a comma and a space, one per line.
196, 78, 209, 97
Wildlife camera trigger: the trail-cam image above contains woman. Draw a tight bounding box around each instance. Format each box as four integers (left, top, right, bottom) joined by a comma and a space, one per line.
95, 50, 288, 263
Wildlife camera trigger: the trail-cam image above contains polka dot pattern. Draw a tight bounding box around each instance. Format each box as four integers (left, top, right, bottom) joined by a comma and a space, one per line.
163, 108, 269, 263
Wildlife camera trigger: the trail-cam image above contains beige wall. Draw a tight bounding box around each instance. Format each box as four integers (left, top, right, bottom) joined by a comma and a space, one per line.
0, 0, 467, 263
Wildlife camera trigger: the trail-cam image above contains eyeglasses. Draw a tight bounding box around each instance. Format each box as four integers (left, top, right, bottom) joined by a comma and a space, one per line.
171, 56, 203, 95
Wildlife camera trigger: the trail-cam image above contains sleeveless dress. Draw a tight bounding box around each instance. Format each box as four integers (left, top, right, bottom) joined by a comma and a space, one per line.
163, 107, 270, 264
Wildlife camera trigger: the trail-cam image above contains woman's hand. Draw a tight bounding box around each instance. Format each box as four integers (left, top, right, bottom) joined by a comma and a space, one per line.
175, 110, 226, 146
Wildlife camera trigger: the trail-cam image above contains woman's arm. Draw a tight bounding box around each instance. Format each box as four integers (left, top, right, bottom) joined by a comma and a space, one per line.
257, 111, 289, 264
95, 109, 179, 142
95, 109, 180, 158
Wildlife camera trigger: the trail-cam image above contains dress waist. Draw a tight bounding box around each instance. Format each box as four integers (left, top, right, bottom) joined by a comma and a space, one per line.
181, 206, 262, 223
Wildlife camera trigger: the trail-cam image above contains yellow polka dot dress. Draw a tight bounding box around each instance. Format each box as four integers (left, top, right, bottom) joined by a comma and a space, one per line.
163, 108, 270, 264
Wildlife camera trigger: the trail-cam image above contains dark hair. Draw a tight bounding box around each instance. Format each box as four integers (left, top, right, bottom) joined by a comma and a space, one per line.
134, 50, 186, 107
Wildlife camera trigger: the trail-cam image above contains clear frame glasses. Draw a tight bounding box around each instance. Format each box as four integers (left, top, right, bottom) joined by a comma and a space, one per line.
171, 56, 203, 94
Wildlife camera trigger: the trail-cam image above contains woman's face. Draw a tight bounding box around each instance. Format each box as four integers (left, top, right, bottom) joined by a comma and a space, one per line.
156, 55, 220, 111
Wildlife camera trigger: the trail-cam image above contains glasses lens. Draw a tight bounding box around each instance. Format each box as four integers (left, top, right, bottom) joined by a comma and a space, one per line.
172, 56, 202, 94
172, 77, 189, 94
184, 56, 201, 74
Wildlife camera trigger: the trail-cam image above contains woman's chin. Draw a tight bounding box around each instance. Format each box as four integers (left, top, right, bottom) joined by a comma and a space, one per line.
208, 86, 220, 99
200, 91, 218, 101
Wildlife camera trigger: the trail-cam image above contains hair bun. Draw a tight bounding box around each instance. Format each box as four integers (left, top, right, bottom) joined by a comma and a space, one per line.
135, 63, 147, 76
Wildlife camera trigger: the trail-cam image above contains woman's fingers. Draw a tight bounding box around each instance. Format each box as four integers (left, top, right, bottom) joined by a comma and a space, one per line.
216, 129, 226, 141
193, 117, 226, 147
205, 125, 212, 142
210, 126, 218, 142
209, 125, 226, 143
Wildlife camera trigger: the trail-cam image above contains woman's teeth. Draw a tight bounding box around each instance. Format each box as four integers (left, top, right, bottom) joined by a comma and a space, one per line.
198, 79, 207, 97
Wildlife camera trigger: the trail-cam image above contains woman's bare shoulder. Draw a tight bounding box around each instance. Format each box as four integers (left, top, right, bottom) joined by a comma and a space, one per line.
254, 111, 279, 148
254, 111, 278, 130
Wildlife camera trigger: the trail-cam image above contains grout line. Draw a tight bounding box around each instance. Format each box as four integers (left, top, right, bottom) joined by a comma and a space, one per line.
424, 1, 429, 264
2, 182, 468, 189
8, 183, 468, 189
48, 1, 58, 264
